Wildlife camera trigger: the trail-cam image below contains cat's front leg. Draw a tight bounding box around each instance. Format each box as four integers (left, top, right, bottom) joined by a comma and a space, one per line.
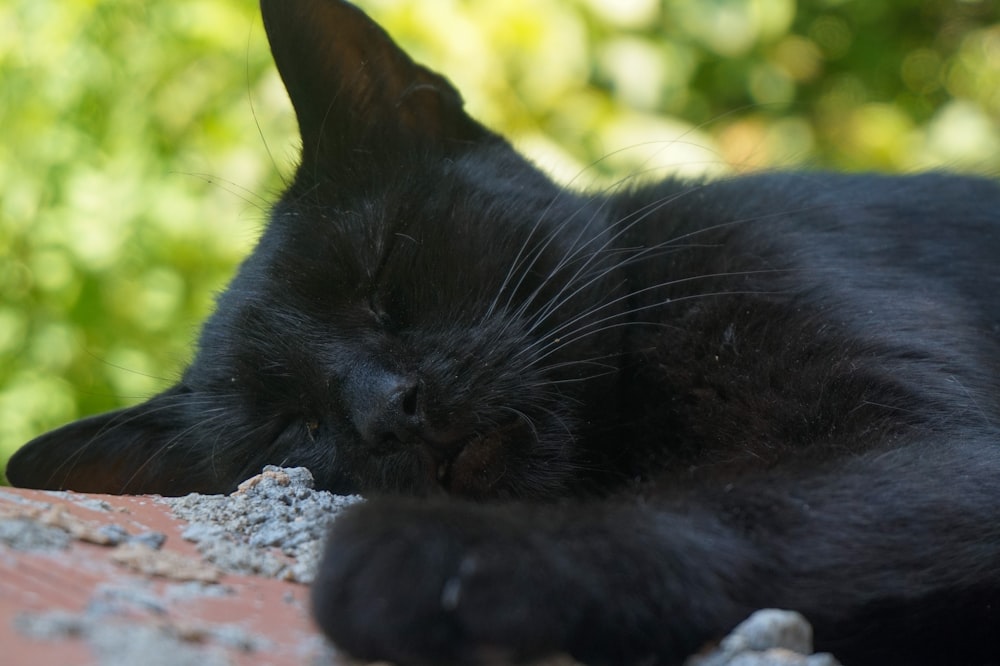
311, 437, 1000, 666
311, 497, 758, 666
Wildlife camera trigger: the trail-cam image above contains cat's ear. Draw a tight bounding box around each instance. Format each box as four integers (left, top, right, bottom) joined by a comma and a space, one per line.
5, 386, 208, 495
260, 0, 491, 167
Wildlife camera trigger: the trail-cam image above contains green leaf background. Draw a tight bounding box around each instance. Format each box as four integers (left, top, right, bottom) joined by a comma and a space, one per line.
2, 0, 998, 479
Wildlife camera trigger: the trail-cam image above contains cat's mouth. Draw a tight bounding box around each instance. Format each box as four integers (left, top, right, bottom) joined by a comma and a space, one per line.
429, 429, 511, 497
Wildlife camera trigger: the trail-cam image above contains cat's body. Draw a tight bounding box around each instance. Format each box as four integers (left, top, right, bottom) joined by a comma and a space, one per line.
7, 1, 1000, 664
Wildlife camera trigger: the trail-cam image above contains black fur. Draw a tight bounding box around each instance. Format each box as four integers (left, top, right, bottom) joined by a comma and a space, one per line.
7, 1, 1000, 664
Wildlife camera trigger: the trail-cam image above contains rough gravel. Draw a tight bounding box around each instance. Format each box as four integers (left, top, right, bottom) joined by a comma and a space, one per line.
163, 466, 362, 583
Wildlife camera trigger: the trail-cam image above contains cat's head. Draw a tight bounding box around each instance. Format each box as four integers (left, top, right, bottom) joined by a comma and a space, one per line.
7, 0, 626, 500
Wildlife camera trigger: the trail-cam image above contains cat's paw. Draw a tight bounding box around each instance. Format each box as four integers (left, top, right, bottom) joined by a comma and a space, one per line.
310, 498, 585, 665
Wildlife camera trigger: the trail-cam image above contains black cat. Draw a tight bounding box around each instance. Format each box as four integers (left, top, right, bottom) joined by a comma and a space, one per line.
8, 1, 1000, 664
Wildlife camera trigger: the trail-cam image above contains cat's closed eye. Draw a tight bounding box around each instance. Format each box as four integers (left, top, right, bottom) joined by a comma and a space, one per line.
366, 299, 395, 330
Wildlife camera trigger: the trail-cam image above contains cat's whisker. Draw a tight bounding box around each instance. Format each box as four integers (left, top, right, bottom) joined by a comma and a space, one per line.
182, 171, 275, 211
486, 137, 676, 320
245, 27, 290, 191
524, 190, 817, 334
497, 403, 577, 462
505, 179, 703, 325
489, 185, 619, 322
513, 182, 723, 330
533, 370, 619, 386
531, 289, 781, 365
517, 268, 789, 362
491, 158, 686, 326
494, 405, 544, 447
523, 198, 840, 338
521, 243, 696, 339
538, 355, 622, 373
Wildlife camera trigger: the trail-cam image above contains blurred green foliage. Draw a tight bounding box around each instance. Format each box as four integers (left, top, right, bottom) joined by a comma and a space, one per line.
1, 0, 998, 478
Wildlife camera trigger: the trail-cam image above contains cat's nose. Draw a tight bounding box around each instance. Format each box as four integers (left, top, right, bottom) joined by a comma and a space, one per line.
348, 370, 423, 445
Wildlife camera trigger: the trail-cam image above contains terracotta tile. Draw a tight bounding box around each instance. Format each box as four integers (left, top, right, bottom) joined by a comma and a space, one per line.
0, 487, 340, 666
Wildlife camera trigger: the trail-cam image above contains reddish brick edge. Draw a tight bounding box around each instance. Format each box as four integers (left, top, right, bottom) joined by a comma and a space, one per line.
0, 486, 340, 666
